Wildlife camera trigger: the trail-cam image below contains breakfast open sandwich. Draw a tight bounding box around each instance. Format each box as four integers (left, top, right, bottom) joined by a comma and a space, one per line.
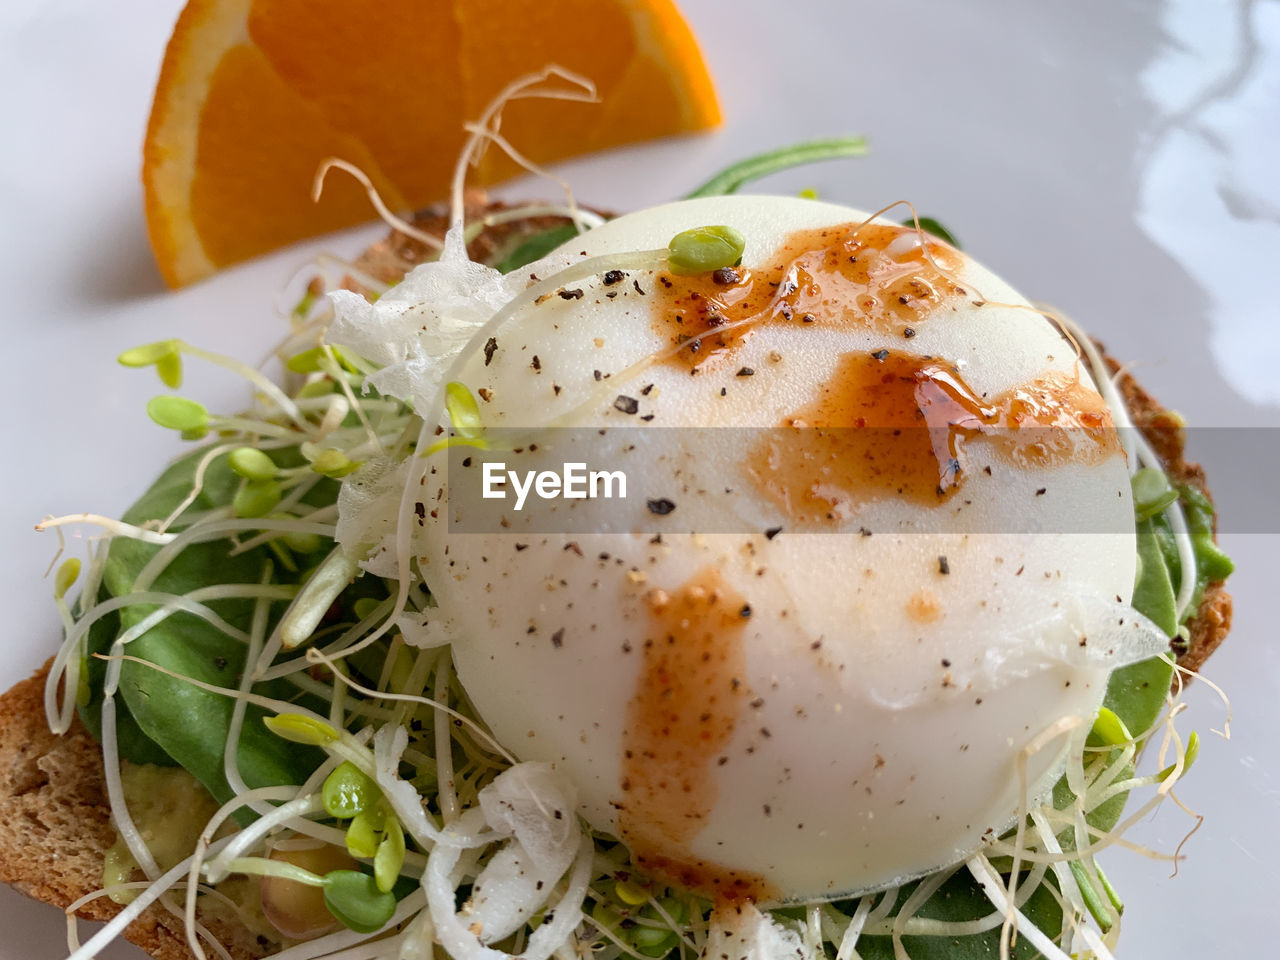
2, 51, 1235, 960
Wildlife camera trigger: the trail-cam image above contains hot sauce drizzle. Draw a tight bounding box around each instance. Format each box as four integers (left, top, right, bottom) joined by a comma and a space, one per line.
651, 222, 965, 370
618, 569, 775, 902
748, 351, 1120, 526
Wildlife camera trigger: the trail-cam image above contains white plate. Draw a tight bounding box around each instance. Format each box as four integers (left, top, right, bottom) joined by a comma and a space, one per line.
2, 0, 1275, 956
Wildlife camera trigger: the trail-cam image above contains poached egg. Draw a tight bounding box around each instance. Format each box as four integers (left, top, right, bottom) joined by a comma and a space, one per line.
337, 196, 1166, 902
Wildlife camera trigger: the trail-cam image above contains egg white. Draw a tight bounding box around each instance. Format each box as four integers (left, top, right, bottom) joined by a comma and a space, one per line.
413, 196, 1164, 900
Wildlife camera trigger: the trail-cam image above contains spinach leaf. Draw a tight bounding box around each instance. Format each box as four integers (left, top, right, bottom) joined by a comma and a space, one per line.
1100, 654, 1174, 750
899, 216, 961, 249
497, 224, 580, 274
77, 586, 175, 766
96, 446, 330, 809
1131, 517, 1178, 638
1177, 483, 1234, 610
853, 870, 1062, 959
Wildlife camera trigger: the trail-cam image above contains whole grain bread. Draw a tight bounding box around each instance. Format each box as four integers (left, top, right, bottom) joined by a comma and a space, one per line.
1105, 349, 1234, 676
0, 208, 1234, 960
0, 663, 275, 960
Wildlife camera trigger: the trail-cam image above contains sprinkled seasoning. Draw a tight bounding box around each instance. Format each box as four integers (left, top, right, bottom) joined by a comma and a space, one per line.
614, 395, 640, 415
645, 220, 967, 371
558, 288, 584, 300
646, 498, 677, 516
748, 350, 1119, 526
618, 568, 774, 902
483, 337, 498, 366
938, 555, 950, 575
603, 269, 626, 285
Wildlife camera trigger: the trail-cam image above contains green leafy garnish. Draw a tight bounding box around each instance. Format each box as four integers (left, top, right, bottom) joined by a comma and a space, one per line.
145, 395, 208, 434
1131, 468, 1178, 523
1132, 516, 1178, 637
119, 340, 184, 388
323, 762, 380, 819
498, 223, 580, 274
264, 712, 339, 746
444, 381, 485, 439
233, 479, 283, 518
373, 817, 405, 893
118, 340, 181, 368
85, 446, 337, 813
854, 871, 1063, 958
901, 216, 961, 248
1157, 729, 1200, 781
322, 870, 397, 934
666, 225, 746, 275
685, 137, 868, 198
286, 345, 358, 375
1178, 482, 1235, 591
345, 809, 382, 859
228, 447, 279, 481
1089, 706, 1132, 747
308, 447, 362, 479
54, 557, 81, 600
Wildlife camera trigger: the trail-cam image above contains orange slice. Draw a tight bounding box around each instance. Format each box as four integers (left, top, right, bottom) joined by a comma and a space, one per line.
143, 0, 721, 287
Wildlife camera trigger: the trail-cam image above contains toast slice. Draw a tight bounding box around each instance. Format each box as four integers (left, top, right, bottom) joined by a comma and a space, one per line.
0, 206, 1234, 960
0, 662, 275, 960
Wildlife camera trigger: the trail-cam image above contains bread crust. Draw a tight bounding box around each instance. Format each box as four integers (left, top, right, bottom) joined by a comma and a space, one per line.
0, 210, 1233, 960
1103, 346, 1234, 677
0, 663, 273, 960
